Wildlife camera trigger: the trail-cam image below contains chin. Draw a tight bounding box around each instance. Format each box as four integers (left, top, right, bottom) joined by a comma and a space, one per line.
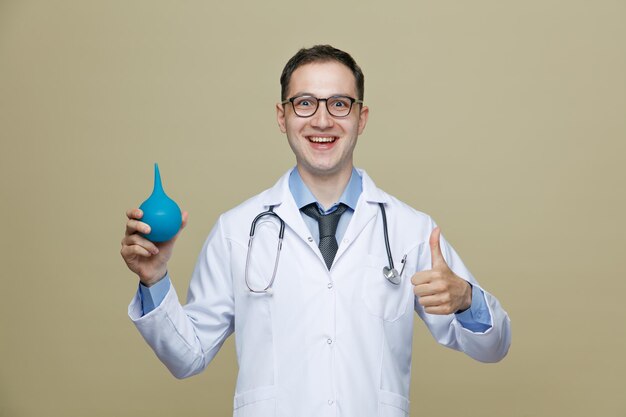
305, 163, 346, 178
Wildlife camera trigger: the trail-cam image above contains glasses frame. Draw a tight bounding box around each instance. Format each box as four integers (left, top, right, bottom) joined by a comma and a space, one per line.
281, 95, 364, 118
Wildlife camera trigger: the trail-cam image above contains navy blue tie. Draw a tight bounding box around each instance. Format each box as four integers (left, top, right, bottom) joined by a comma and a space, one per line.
301, 203, 347, 270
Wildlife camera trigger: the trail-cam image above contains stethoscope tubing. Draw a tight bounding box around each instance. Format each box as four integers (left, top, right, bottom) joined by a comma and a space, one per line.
245, 203, 403, 293
245, 206, 284, 293
378, 203, 395, 271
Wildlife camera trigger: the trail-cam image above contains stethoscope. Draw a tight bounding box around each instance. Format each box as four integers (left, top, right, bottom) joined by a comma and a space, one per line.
244, 203, 406, 293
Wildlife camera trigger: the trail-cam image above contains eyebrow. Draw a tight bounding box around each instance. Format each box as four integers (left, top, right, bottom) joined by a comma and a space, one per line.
289, 92, 354, 98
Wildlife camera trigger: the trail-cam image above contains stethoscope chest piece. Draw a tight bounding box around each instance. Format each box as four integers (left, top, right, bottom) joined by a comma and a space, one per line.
383, 266, 402, 285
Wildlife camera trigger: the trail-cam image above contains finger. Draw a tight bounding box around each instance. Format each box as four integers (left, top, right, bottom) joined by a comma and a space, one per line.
411, 270, 431, 286
180, 211, 189, 229
415, 292, 454, 315
414, 277, 447, 295
126, 208, 143, 220
429, 227, 446, 270
411, 269, 444, 286
120, 244, 153, 259
416, 294, 446, 308
122, 234, 160, 255
125, 219, 151, 236
423, 305, 455, 315
413, 283, 438, 297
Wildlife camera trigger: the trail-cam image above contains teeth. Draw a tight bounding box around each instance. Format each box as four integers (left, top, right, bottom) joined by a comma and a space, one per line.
309, 136, 336, 143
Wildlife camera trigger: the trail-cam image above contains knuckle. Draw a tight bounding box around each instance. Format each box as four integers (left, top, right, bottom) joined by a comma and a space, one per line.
127, 208, 141, 219
120, 247, 132, 260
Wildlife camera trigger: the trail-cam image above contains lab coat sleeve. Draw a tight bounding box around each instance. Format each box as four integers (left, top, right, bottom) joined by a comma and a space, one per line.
128, 217, 235, 378
414, 227, 511, 363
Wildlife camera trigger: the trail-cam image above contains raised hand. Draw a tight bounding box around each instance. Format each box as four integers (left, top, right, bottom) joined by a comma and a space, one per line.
120, 208, 188, 287
411, 227, 472, 315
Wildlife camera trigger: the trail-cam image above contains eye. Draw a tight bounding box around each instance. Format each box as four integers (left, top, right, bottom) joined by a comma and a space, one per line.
330, 97, 351, 108
293, 96, 316, 107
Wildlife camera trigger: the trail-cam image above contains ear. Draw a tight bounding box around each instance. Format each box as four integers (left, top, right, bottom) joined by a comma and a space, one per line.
276, 102, 287, 133
357, 105, 369, 135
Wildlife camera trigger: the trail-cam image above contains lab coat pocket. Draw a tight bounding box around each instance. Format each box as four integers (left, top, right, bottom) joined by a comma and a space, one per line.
378, 389, 410, 416
233, 385, 276, 417
361, 254, 412, 322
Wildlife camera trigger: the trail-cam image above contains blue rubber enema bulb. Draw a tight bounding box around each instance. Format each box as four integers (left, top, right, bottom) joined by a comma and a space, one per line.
139, 163, 182, 242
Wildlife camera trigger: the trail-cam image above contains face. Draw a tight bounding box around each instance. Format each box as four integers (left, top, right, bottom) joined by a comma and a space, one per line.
276, 61, 369, 180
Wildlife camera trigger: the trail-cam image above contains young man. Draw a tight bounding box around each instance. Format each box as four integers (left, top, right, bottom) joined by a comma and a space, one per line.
121, 45, 511, 417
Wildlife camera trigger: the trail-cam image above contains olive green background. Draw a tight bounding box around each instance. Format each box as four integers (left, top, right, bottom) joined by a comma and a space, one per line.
1, 1, 624, 416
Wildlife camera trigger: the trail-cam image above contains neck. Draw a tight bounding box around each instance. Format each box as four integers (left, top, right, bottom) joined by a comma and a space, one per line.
297, 166, 353, 210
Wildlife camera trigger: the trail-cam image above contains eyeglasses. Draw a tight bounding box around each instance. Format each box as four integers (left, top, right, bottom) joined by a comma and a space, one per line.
282, 95, 363, 118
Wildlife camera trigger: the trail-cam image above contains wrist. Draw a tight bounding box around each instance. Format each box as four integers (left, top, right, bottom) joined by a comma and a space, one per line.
140, 269, 167, 287
456, 282, 473, 314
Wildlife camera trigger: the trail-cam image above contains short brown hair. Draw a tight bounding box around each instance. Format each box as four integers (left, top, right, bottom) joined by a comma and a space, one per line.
280, 45, 365, 101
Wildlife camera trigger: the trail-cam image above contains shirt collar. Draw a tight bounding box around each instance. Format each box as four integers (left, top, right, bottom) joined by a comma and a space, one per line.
289, 167, 362, 213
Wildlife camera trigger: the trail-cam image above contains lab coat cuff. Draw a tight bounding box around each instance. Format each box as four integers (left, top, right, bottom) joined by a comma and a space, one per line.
128, 279, 178, 323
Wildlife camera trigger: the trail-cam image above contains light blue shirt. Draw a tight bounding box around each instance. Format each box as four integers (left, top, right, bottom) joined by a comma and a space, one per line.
288, 167, 361, 245
140, 167, 491, 332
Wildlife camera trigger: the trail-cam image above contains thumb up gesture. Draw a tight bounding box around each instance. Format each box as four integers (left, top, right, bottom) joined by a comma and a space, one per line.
412, 227, 472, 315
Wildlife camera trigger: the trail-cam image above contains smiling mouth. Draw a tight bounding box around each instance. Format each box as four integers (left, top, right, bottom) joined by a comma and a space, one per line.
307, 136, 338, 143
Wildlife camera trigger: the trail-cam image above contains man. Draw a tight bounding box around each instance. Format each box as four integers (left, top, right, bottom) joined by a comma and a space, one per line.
121, 45, 511, 416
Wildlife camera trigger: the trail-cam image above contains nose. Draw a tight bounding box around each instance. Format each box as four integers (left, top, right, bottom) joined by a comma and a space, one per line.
310, 100, 334, 129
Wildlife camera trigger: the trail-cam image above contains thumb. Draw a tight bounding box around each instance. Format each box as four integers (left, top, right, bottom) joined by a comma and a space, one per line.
165, 211, 189, 246
175, 211, 189, 236
429, 227, 446, 269
180, 210, 189, 230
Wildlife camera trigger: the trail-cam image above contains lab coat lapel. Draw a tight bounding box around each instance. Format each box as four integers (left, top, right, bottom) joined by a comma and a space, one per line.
262, 169, 316, 245
333, 170, 388, 263
262, 168, 390, 267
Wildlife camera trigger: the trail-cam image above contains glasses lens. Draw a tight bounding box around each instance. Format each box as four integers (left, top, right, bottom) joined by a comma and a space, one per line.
292, 96, 318, 117
326, 96, 353, 117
